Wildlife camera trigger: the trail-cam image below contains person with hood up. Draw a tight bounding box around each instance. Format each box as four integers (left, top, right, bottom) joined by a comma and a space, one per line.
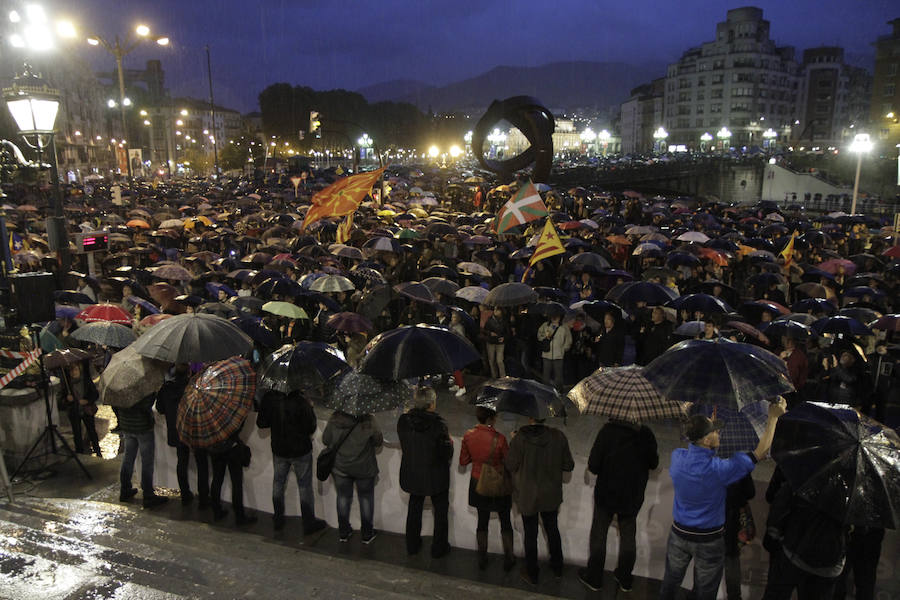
505, 416, 575, 585
396, 387, 453, 557
322, 409, 383, 543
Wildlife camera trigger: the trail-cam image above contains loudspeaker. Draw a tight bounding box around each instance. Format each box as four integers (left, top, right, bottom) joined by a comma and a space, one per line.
9, 273, 56, 324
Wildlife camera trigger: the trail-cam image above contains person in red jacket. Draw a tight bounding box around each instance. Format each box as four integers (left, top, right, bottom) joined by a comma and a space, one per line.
459, 406, 515, 572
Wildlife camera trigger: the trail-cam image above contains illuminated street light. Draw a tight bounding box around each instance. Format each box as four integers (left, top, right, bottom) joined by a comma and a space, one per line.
700, 131, 713, 152
139, 109, 147, 116
848, 133, 873, 214
135, 24, 150, 37
428, 145, 440, 158
762, 128, 777, 150
652, 126, 668, 153
107, 98, 116, 108
716, 127, 732, 153
180, 109, 188, 116
449, 145, 462, 158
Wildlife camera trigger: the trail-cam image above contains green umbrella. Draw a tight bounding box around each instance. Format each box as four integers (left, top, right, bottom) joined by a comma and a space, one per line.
262, 301, 308, 319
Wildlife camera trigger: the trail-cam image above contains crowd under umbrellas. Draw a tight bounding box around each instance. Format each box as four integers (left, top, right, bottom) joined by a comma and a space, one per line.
6, 165, 900, 596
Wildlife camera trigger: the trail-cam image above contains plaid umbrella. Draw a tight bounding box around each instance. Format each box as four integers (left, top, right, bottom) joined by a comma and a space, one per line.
76, 304, 133, 324
70, 321, 136, 348
177, 357, 256, 448
326, 370, 411, 417
689, 402, 768, 458
568, 366, 684, 423
257, 342, 350, 394
99, 346, 169, 408
643, 338, 794, 409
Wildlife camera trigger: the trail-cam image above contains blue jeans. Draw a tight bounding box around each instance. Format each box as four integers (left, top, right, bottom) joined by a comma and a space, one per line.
120, 430, 155, 494
658, 530, 725, 600
272, 453, 316, 519
333, 474, 375, 538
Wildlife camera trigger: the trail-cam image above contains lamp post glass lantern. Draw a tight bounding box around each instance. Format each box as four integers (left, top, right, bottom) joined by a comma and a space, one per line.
848, 133, 873, 215
652, 126, 668, 154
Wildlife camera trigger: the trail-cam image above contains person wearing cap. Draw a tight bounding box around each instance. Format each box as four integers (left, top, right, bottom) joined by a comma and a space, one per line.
658, 399, 786, 600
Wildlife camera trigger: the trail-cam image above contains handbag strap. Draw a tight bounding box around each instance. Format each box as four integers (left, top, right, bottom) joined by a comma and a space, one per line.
331, 419, 360, 453
485, 431, 499, 467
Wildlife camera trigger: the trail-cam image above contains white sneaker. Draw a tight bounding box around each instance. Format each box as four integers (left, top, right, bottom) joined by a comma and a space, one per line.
455, 387, 467, 397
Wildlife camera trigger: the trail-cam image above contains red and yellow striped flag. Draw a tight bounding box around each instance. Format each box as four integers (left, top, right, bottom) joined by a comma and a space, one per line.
336, 213, 353, 244
301, 166, 386, 231
780, 230, 798, 269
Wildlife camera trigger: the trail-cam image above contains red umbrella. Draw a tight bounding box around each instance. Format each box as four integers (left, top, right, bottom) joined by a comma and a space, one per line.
817, 258, 857, 276
327, 312, 373, 333
139, 313, 173, 328
725, 320, 771, 346
77, 304, 133, 325
883, 246, 900, 259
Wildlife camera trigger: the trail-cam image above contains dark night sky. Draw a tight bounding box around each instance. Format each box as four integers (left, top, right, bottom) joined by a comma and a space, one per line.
56, 0, 898, 112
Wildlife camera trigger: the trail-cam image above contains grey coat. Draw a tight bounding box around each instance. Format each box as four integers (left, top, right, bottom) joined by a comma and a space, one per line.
322, 411, 383, 479
505, 424, 574, 515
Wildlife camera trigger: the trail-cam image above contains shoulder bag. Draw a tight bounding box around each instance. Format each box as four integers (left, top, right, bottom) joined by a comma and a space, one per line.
317, 420, 359, 481
475, 432, 511, 497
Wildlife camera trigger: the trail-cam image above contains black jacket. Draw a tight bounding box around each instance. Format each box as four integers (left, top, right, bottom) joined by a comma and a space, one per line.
118, 394, 156, 434
155, 372, 191, 447
637, 320, 674, 365
397, 408, 453, 496
256, 391, 318, 458
594, 324, 626, 367
587, 421, 658, 516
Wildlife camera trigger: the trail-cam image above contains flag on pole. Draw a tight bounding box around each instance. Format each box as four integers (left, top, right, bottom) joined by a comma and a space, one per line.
336, 213, 354, 244
780, 230, 797, 269
301, 166, 386, 231
528, 219, 565, 267
494, 181, 548, 234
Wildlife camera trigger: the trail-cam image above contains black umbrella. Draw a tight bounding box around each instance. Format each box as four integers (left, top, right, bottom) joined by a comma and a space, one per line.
359, 324, 480, 379
606, 281, 678, 308
129, 313, 253, 363
356, 284, 393, 320
484, 282, 536, 307
197, 302, 239, 319
230, 316, 280, 348
326, 370, 412, 416
231, 295, 265, 316
811, 316, 873, 337
257, 342, 351, 394
475, 377, 566, 419
772, 402, 900, 528
669, 293, 732, 315
643, 338, 794, 409
53, 290, 96, 305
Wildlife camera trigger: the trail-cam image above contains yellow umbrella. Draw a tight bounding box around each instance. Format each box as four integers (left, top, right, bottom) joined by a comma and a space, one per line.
408, 208, 428, 218
377, 209, 397, 217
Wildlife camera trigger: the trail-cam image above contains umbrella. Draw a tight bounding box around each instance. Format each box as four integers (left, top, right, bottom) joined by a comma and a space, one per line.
723, 320, 770, 345
359, 324, 481, 379
55, 305, 80, 321
837, 307, 881, 325
456, 285, 490, 304
606, 281, 678, 308
362, 237, 401, 253
53, 290, 96, 305
126, 219, 150, 229
232, 295, 265, 316
262, 301, 308, 320
257, 342, 351, 394
817, 258, 857, 276
394, 281, 436, 304
643, 338, 794, 409
70, 321, 136, 348
326, 370, 412, 416
476, 377, 565, 420
43, 347, 98, 370
676, 231, 710, 243
76, 304, 133, 325
309, 274, 355, 293
791, 298, 837, 315
567, 366, 684, 423
130, 313, 253, 363
772, 402, 900, 528
356, 285, 393, 320
689, 402, 769, 458
761, 319, 815, 342
99, 346, 169, 408
154, 264, 194, 281
675, 321, 707, 337
177, 357, 256, 448
870, 314, 900, 332
811, 316, 873, 337
483, 282, 536, 307
570, 252, 611, 271
196, 302, 239, 319
126, 295, 160, 315
794, 282, 828, 299
327, 312, 373, 333
230, 316, 280, 348
457, 262, 491, 277
669, 293, 732, 315
422, 277, 460, 297
139, 313, 173, 328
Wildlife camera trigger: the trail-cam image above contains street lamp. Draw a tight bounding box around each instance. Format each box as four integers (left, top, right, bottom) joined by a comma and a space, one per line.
716, 127, 732, 152
580, 128, 596, 156
762, 128, 777, 150
86, 24, 170, 181
598, 129, 611, 156
3, 67, 68, 269
700, 132, 713, 152
652, 127, 668, 154
848, 133, 873, 215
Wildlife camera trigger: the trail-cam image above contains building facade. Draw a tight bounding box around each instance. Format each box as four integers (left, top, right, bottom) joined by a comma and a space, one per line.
620, 78, 665, 154
663, 7, 800, 150
871, 17, 900, 151
795, 47, 870, 148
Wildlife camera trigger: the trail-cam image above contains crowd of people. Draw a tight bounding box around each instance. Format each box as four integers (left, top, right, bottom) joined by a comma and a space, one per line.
2, 164, 898, 599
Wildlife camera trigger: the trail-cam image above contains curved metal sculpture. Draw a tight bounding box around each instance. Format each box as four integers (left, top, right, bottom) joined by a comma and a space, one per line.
471, 96, 555, 184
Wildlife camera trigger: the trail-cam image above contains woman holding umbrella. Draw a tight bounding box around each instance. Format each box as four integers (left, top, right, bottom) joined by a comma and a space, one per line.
58, 359, 101, 457
322, 408, 384, 543
459, 405, 516, 572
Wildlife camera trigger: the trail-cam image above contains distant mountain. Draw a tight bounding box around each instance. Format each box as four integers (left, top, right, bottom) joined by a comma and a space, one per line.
357, 79, 436, 104
359, 61, 666, 113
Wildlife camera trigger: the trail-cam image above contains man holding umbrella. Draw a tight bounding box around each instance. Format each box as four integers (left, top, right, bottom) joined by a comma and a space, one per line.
658, 399, 786, 600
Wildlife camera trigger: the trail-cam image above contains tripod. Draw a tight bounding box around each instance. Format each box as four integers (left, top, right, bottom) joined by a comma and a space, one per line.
9, 329, 90, 481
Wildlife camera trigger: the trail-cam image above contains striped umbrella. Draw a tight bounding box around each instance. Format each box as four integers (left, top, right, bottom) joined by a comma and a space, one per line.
177, 357, 255, 448
568, 366, 684, 423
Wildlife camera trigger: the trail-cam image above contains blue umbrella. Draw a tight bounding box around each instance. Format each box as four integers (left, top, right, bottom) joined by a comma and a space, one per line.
55, 305, 81, 320
126, 295, 160, 315
812, 316, 873, 337
230, 316, 280, 348
760, 320, 815, 342
669, 293, 732, 315
791, 298, 837, 315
